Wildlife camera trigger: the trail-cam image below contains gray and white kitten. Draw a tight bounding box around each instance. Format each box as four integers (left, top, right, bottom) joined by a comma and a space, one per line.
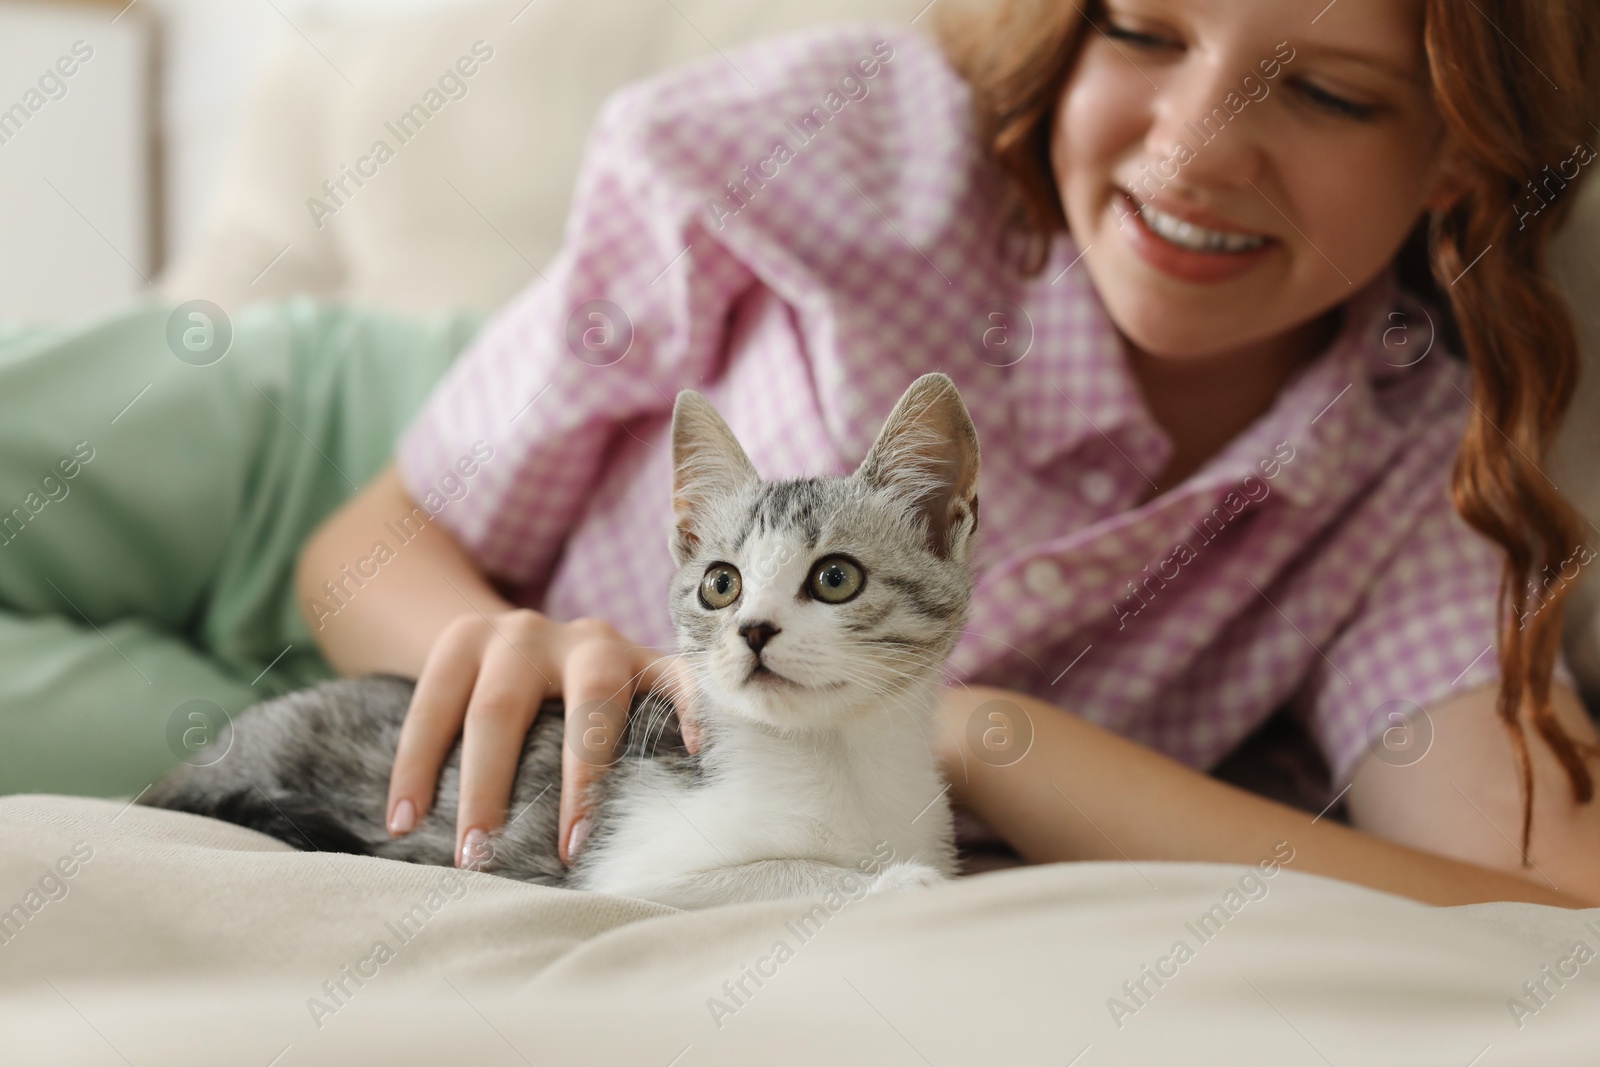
144, 372, 980, 909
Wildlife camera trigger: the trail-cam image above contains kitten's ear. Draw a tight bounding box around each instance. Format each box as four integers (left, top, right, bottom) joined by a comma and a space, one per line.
854, 373, 980, 562
670, 390, 759, 566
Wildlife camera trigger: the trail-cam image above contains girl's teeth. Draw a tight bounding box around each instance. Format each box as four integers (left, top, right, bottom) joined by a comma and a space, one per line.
1137, 203, 1267, 254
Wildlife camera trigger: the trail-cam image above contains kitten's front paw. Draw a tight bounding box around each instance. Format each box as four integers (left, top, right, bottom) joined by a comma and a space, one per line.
867, 861, 946, 895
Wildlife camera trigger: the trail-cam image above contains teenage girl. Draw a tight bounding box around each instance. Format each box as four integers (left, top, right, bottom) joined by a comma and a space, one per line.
296, 0, 1600, 905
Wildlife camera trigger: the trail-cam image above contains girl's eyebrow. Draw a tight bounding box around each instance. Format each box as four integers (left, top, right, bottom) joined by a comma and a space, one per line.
1293, 43, 1424, 85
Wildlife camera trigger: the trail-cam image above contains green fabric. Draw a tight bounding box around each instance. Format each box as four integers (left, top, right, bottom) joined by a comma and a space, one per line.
0, 298, 484, 796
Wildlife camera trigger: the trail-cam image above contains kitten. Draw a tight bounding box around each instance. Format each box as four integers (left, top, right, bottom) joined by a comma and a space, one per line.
143, 373, 980, 909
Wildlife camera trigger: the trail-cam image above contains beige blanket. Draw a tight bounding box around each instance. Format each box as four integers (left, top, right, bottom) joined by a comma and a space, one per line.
1, 794, 1595, 1065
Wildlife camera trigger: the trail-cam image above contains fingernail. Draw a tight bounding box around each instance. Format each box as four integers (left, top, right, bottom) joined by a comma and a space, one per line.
458, 828, 489, 870
388, 798, 416, 835
566, 817, 592, 863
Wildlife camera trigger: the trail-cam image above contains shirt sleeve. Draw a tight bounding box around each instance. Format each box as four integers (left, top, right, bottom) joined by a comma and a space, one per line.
394, 82, 756, 593
1296, 460, 1580, 790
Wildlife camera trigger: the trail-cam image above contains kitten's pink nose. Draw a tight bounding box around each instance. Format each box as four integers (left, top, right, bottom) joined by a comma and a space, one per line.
740, 622, 780, 654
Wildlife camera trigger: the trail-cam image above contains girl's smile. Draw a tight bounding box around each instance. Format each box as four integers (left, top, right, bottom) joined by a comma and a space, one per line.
1053, 0, 1461, 362
1117, 188, 1276, 284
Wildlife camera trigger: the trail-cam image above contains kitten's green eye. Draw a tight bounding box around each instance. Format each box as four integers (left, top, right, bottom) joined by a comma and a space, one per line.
807, 556, 864, 604
700, 564, 742, 609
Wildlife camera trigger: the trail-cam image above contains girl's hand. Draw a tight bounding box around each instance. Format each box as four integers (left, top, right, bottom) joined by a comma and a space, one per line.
383, 609, 698, 869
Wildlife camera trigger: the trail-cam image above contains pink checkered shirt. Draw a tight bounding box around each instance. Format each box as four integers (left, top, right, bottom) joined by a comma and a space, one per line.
397, 24, 1573, 790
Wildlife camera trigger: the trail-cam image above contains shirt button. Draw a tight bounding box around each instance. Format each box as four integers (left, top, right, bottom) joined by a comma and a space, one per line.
1078, 470, 1117, 506
1023, 559, 1065, 598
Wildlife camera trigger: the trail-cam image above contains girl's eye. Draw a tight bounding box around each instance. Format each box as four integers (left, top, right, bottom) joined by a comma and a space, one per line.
807, 556, 865, 604
1293, 80, 1379, 121
1101, 22, 1175, 50
700, 564, 742, 609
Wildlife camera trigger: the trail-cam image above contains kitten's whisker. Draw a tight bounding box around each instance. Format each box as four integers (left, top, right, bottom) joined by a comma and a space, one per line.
639, 699, 673, 764
866, 644, 970, 693
955, 627, 1045, 673
842, 658, 930, 703
820, 661, 927, 717
604, 652, 694, 710
635, 652, 709, 708
634, 663, 709, 763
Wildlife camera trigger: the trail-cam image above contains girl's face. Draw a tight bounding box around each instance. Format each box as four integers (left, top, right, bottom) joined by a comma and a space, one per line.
1053, 0, 1459, 360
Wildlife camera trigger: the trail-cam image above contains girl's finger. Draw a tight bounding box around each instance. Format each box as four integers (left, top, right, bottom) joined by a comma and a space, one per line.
556, 630, 638, 865
454, 633, 552, 868
388, 618, 484, 834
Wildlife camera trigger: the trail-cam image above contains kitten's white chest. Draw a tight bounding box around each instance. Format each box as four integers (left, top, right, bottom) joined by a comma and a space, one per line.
577, 706, 953, 903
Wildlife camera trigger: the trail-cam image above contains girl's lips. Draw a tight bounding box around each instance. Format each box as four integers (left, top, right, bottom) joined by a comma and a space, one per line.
1117, 192, 1277, 284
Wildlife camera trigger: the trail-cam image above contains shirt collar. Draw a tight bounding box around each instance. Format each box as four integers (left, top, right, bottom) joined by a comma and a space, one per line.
1007, 236, 1172, 482
1009, 244, 1416, 511
1190, 268, 1413, 510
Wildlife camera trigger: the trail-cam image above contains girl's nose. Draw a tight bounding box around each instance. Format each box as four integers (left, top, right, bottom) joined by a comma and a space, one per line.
1144, 58, 1270, 189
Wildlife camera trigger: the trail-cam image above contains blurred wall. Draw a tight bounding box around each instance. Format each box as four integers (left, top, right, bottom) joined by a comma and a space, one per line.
146, 0, 485, 263
0, 1, 151, 318
0, 0, 483, 318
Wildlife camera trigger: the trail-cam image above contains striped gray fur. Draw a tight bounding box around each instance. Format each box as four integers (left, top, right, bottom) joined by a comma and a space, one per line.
141, 675, 690, 886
